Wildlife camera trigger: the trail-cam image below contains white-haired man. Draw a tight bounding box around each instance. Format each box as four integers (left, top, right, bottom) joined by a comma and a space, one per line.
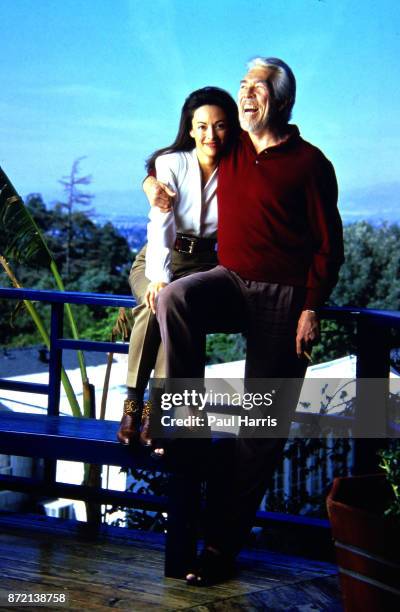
146, 57, 344, 585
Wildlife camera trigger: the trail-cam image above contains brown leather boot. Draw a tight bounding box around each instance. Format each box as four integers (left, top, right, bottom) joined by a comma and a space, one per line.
139, 400, 153, 447
117, 399, 142, 445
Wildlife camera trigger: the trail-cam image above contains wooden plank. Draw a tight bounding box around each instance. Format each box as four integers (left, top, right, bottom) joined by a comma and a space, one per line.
0, 412, 162, 469
0, 513, 342, 610
0, 540, 340, 611
186, 575, 342, 611
0, 411, 123, 440
0, 475, 167, 510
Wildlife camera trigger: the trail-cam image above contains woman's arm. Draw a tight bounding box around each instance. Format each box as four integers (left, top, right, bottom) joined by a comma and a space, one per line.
144, 207, 174, 283
144, 281, 168, 314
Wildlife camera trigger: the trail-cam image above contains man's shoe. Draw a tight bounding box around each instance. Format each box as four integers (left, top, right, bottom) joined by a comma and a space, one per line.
116, 399, 142, 445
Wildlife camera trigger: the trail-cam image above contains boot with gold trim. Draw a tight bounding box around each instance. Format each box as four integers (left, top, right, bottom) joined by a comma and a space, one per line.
143, 387, 166, 458
117, 399, 142, 445
139, 400, 153, 447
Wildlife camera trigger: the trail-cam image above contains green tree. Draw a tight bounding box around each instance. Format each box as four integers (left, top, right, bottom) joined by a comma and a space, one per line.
0, 169, 86, 415
1, 184, 133, 348
331, 221, 400, 309
312, 221, 400, 363
58, 157, 94, 280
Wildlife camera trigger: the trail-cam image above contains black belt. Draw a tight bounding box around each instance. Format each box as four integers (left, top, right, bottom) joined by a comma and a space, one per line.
174, 233, 217, 255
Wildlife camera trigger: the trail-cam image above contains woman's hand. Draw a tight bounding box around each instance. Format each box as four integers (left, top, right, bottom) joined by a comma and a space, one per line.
144, 281, 168, 314
143, 176, 175, 212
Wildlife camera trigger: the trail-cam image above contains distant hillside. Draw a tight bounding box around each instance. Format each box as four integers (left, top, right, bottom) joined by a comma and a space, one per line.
93, 189, 148, 221
87, 182, 400, 228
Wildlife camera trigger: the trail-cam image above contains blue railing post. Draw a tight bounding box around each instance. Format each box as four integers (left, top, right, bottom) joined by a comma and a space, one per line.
44, 301, 64, 485
48, 301, 64, 417
353, 317, 391, 474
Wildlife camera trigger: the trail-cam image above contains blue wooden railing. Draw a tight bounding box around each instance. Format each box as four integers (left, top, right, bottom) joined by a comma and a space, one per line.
0, 286, 399, 544
1, 287, 399, 459
0, 287, 135, 415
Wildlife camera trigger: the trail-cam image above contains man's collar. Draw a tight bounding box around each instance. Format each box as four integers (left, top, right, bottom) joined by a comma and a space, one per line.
240, 124, 300, 153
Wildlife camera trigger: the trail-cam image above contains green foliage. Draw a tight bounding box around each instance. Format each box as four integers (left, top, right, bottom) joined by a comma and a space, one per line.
0, 170, 86, 414
58, 157, 94, 280
378, 441, 400, 519
0, 180, 53, 268
266, 438, 352, 517
313, 221, 400, 364
331, 221, 400, 309
311, 319, 356, 364
75, 307, 124, 342
0, 301, 50, 347
106, 468, 168, 531
0, 191, 133, 348
22, 195, 132, 295
206, 333, 246, 364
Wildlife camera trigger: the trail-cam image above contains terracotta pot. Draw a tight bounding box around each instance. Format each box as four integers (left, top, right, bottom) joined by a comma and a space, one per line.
327, 474, 400, 611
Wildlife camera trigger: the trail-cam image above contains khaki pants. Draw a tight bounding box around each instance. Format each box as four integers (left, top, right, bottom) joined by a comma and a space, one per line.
126, 244, 217, 388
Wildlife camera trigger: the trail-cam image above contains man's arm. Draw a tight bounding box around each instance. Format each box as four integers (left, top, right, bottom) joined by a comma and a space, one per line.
296, 156, 344, 357
296, 309, 319, 358
143, 175, 175, 211
303, 157, 344, 310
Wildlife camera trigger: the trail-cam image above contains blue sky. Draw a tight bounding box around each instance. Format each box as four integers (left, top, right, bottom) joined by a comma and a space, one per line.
1, 0, 399, 208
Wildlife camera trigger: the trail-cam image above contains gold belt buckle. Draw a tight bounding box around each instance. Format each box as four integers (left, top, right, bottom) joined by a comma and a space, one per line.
177, 235, 195, 254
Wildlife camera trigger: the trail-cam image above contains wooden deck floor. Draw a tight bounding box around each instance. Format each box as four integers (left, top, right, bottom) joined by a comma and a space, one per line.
0, 512, 343, 611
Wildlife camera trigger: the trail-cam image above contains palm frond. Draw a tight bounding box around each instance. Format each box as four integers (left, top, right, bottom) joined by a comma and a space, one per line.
0, 167, 53, 266
0, 166, 89, 395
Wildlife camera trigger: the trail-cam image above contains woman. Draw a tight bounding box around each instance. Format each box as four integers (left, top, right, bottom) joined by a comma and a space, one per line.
117, 87, 240, 448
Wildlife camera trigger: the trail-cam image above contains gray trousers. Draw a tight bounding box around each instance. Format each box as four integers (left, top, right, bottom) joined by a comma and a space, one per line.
156, 265, 308, 555
126, 244, 218, 389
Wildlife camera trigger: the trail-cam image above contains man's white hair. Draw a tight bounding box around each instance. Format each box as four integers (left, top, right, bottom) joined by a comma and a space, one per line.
247, 57, 296, 125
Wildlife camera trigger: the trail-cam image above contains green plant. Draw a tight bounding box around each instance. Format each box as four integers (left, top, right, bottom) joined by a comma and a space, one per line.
206, 333, 245, 364
0, 167, 89, 416
378, 441, 400, 519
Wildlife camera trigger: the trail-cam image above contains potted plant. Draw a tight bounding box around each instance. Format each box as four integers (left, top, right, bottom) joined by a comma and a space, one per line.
326, 441, 400, 611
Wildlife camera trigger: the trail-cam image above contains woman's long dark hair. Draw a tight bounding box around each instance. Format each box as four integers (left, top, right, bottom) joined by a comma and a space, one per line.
145, 86, 240, 172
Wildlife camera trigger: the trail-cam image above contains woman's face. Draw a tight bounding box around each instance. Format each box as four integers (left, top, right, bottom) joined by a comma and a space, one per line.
190, 105, 228, 162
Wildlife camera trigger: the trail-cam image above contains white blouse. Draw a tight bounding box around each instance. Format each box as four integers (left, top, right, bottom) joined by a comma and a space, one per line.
145, 148, 218, 282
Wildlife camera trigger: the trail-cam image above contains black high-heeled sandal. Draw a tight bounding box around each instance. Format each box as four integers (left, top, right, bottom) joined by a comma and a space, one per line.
186, 548, 235, 587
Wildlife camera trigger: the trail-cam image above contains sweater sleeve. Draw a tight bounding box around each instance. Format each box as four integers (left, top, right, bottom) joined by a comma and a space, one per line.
304, 156, 344, 310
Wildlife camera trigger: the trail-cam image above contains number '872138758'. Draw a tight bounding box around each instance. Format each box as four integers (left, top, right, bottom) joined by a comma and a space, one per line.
5, 592, 68, 606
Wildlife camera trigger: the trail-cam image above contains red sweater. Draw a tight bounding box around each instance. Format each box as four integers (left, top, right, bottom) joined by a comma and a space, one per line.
217, 127, 344, 309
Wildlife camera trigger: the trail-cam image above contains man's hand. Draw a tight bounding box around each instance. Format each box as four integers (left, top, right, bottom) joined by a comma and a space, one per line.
143, 176, 175, 212
144, 281, 168, 314
296, 310, 320, 358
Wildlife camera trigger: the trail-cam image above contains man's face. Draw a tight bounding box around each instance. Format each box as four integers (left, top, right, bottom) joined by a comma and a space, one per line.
238, 66, 271, 134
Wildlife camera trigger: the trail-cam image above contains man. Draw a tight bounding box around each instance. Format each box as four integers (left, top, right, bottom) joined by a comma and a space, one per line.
147, 57, 344, 584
